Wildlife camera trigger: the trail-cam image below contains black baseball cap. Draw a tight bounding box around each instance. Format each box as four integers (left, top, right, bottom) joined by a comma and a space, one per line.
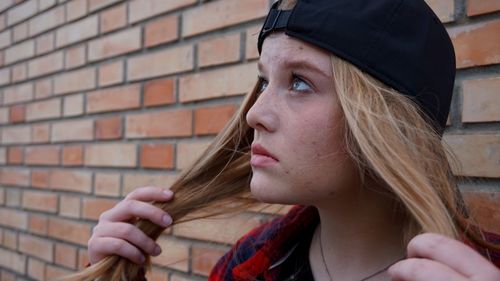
258, 0, 456, 135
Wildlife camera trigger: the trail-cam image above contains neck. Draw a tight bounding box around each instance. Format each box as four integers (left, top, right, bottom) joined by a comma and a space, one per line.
310, 185, 407, 280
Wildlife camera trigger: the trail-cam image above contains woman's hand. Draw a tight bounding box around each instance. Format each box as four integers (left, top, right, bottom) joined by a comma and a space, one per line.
87, 186, 174, 265
388, 233, 500, 281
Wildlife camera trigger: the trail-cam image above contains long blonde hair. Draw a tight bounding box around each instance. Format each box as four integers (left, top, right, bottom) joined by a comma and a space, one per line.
62, 1, 496, 280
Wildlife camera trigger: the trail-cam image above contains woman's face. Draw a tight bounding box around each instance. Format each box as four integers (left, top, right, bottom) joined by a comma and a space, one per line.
246, 33, 360, 205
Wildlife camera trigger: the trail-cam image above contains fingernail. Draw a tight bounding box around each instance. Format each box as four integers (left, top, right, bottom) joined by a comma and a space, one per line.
153, 245, 162, 256
163, 190, 173, 197
162, 214, 172, 226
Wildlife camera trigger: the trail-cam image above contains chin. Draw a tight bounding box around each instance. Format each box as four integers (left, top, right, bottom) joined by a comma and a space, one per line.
249, 177, 301, 205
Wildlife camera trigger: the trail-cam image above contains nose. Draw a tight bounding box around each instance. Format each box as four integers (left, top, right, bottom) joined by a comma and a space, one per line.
246, 86, 278, 133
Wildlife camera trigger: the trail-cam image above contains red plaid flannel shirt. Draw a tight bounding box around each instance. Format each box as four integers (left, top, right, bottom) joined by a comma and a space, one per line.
123, 205, 497, 280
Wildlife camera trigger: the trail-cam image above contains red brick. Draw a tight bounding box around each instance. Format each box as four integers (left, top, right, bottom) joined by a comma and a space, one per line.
5, 188, 21, 207
0, 248, 26, 274
32, 123, 50, 143
173, 213, 261, 244
3, 230, 17, 250
28, 5, 65, 36
59, 195, 81, 218
54, 67, 96, 95
0, 108, 8, 124
26, 98, 62, 121
195, 104, 237, 135
144, 15, 178, 48
82, 197, 118, 220
182, 0, 268, 37
199, 33, 240, 68
127, 45, 194, 81
96, 116, 122, 140
98, 59, 124, 86
152, 237, 189, 271
84, 143, 137, 167
56, 15, 98, 47
122, 173, 177, 195
3, 82, 33, 105
4, 39, 35, 65
0, 30, 11, 49
443, 134, 500, 178
52, 119, 94, 142
39, 0, 57, 11
78, 248, 89, 269
62, 145, 83, 166
1, 125, 31, 144
28, 51, 64, 78
31, 171, 50, 189
50, 170, 92, 193
27, 257, 45, 280
88, 27, 141, 61
467, 0, 500, 16
25, 145, 60, 166
55, 243, 77, 269
88, 0, 122, 12
48, 217, 91, 246
46, 264, 73, 280
65, 44, 86, 69
462, 77, 500, 123
180, 62, 257, 102
146, 269, 169, 281
425, 0, 455, 22
144, 79, 176, 107
100, 3, 126, 33
140, 143, 174, 169
66, 0, 88, 21
94, 172, 121, 196
450, 19, 500, 69
35, 78, 53, 100
7, 0, 37, 26
12, 62, 27, 82
9, 104, 25, 124
22, 191, 58, 213
192, 246, 227, 276
0, 168, 29, 187
0, 207, 28, 230
19, 234, 54, 261
28, 214, 49, 235
35, 32, 55, 55
126, 110, 193, 139
0, 68, 9, 86
129, 0, 197, 24
462, 191, 499, 233
13, 22, 28, 42
86, 84, 141, 113
63, 93, 84, 117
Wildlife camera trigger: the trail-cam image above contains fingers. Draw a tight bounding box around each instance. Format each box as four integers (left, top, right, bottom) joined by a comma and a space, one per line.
89, 236, 148, 265
125, 186, 174, 202
93, 222, 162, 258
100, 198, 173, 228
406, 233, 499, 278
388, 258, 467, 281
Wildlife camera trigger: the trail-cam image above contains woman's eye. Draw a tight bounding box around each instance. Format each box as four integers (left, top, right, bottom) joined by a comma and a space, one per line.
257, 77, 268, 93
291, 76, 312, 92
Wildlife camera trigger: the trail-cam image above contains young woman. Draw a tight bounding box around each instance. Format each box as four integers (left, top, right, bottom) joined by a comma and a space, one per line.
65, 0, 500, 280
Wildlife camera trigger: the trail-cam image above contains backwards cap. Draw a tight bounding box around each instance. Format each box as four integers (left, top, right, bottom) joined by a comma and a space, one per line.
258, 0, 456, 135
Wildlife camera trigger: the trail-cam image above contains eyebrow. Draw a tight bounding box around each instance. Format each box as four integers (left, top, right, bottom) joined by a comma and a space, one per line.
257, 59, 330, 79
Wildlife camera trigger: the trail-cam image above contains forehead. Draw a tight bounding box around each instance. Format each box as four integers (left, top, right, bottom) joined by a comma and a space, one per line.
259, 33, 332, 75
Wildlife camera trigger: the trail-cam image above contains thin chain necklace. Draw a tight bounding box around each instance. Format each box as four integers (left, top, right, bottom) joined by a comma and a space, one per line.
317, 224, 405, 281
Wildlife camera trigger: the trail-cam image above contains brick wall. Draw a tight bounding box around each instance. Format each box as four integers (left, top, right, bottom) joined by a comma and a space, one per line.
0, 0, 497, 280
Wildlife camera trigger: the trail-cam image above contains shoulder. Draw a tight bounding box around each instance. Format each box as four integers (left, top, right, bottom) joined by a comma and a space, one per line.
207, 205, 317, 281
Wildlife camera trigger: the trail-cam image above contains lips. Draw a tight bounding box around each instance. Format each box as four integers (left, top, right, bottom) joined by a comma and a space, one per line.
251, 143, 278, 161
